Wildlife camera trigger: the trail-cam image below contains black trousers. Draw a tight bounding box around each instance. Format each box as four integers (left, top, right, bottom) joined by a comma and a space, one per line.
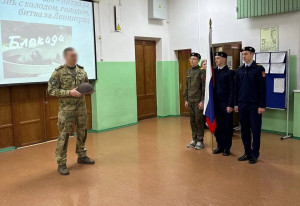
214, 108, 233, 150
238, 103, 262, 158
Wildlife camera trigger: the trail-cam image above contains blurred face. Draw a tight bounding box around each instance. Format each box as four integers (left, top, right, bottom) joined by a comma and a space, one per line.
215, 56, 226, 67
64, 50, 78, 66
202, 61, 207, 69
242, 51, 254, 64
189, 56, 200, 67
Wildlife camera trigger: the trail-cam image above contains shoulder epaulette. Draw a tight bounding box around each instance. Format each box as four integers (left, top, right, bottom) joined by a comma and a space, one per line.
257, 64, 262, 66
77, 64, 84, 69
55, 65, 64, 71
229, 67, 233, 70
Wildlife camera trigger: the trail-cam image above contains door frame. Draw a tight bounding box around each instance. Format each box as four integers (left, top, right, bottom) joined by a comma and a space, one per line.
134, 38, 158, 120
176, 49, 192, 117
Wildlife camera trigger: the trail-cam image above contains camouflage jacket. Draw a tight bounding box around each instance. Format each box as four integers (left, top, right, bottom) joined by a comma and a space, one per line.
48, 64, 89, 110
184, 66, 206, 103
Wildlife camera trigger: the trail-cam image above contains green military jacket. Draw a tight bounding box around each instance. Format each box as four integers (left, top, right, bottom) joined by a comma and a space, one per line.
48, 64, 89, 111
184, 66, 206, 103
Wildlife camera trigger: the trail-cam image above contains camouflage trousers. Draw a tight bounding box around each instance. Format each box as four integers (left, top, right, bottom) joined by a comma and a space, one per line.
55, 108, 88, 165
188, 101, 204, 142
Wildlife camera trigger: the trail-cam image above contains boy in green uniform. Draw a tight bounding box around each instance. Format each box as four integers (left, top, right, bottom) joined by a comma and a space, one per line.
185, 52, 206, 150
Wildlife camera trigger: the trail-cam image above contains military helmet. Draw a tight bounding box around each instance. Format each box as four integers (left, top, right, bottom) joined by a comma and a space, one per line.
77, 83, 94, 94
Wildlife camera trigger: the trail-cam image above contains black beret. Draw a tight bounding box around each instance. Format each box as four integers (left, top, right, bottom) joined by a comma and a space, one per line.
241, 46, 255, 53
215, 52, 227, 58
190, 52, 201, 59
77, 82, 94, 94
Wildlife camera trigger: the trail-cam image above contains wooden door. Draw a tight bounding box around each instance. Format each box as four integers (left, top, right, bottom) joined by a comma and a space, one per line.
44, 86, 93, 141
178, 50, 191, 116
135, 40, 157, 120
85, 94, 92, 129
44, 85, 60, 141
212, 42, 242, 71
0, 87, 14, 148
12, 84, 45, 147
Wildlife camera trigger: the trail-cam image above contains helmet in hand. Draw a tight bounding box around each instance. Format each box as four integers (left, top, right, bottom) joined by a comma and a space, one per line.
77, 83, 94, 94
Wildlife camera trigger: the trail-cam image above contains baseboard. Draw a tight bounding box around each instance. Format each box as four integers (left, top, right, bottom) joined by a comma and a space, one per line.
157, 115, 181, 118
262, 129, 299, 140
0, 146, 16, 153
292, 136, 300, 140
261, 129, 290, 136
88, 122, 138, 133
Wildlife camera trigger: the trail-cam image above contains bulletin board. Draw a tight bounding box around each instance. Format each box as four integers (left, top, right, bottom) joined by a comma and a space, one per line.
255, 51, 287, 110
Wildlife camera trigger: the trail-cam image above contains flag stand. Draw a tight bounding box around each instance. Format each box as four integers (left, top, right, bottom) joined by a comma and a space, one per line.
211, 132, 214, 152
281, 49, 293, 140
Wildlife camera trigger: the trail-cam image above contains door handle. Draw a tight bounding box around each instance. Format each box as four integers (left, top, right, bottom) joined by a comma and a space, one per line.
180, 84, 182, 91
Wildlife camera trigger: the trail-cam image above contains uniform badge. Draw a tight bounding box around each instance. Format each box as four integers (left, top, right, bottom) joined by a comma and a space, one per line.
262, 71, 266, 77
51, 79, 57, 86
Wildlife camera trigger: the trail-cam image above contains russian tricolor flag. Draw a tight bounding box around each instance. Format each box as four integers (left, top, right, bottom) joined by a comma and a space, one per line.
203, 20, 216, 133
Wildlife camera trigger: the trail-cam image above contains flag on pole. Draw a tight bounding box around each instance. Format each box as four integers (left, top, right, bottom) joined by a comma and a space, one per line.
203, 19, 216, 133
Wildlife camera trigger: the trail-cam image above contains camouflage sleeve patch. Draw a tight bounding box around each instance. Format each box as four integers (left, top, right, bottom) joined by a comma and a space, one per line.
50, 77, 57, 86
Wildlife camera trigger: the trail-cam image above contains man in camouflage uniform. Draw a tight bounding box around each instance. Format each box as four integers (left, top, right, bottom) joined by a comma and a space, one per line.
48, 47, 95, 175
185, 52, 206, 150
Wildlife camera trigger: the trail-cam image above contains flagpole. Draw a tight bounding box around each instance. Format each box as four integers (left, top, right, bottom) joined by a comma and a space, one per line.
209, 18, 214, 152
204, 18, 216, 153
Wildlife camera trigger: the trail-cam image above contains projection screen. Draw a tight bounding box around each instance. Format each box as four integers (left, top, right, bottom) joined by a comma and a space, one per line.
0, 0, 97, 85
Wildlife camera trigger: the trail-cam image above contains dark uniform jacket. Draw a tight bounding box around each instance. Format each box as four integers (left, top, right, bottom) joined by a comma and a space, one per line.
184, 66, 206, 103
214, 65, 234, 109
234, 61, 266, 108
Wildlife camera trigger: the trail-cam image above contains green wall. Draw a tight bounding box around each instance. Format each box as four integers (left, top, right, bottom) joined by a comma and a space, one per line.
262, 55, 297, 134
92, 61, 180, 131
293, 92, 300, 138
156, 61, 180, 117
92, 57, 298, 136
92, 62, 138, 131
237, 0, 300, 19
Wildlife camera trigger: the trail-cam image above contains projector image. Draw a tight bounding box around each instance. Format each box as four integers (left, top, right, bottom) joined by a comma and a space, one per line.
1, 20, 72, 78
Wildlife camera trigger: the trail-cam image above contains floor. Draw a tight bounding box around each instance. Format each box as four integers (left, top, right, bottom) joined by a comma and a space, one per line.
0, 117, 299, 206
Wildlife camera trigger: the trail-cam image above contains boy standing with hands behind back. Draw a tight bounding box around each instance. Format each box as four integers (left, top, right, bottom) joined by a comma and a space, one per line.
185, 52, 206, 150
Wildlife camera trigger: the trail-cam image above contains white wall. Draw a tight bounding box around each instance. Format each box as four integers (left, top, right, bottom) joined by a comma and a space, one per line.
168, 0, 199, 59
94, 0, 171, 62
168, 0, 300, 87
92, 0, 300, 87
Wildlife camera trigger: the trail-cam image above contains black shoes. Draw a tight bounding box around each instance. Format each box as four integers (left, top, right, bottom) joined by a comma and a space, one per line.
58, 156, 95, 175
213, 147, 223, 154
213, 147, 230, 156
58, 164, 69, 175
77, 156, 95, 164
248, 157, 258, 164
238, 154, 250, 161
223, 149, 231, 156
238, 154, 258, 164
